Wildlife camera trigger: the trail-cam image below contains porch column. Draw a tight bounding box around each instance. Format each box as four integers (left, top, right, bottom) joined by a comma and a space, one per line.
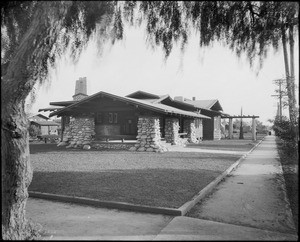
229, 118, 233, 139
60, 116, 65, 141
252, 117, 257, 141
133, 116, 166, 152
183, 119, 198, 144
165, 117, 180, 145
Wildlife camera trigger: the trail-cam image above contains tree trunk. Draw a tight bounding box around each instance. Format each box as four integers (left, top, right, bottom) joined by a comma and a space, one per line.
1, 103, 33, 240
281, 26, 297, 138
288, 24, 298, 142
1, 3, 51, 239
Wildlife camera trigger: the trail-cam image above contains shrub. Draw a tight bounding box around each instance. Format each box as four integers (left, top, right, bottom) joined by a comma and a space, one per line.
28, 124, 41, 138
273, 116, 298, 155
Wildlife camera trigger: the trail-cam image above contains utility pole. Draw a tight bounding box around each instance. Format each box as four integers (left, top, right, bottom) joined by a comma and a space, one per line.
271, 78, 287, 121
239, 107, 244, 139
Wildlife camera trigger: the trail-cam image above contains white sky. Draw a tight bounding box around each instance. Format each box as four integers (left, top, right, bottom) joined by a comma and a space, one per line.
26, 24, 299, 125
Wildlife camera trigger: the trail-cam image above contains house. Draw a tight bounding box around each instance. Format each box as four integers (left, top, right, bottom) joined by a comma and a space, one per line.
172, 97, 224, 140
39, 77, 227, 151
29, 114, 59, 136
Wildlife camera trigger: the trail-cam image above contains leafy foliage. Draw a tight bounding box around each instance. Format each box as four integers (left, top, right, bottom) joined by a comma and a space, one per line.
2, 1, 298, 85
1, 1, 119, 87
28, 124, 41, 138
272, 116, 298, 152
120, 1, 298, 67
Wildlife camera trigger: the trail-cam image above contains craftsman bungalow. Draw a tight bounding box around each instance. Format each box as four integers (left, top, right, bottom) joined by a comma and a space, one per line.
39, 78, 225, 151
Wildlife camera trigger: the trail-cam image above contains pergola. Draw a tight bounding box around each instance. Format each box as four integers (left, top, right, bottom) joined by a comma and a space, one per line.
221, 115, 259, 140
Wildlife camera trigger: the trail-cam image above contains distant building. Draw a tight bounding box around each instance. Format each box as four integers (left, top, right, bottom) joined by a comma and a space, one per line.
29, 114, 59, 136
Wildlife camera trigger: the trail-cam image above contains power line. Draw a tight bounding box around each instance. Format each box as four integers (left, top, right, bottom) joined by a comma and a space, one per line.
271, 78, 288, 121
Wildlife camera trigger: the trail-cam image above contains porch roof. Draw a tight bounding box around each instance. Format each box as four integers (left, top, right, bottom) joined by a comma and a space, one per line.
48, 91, 210, 119
38, 106, 64, 112
30, 120, 59, 126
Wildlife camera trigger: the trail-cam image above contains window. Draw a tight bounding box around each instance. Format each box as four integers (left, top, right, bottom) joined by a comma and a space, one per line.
96, 113, 103, 123
109, 113, 113, 123
114, 113, 118, 123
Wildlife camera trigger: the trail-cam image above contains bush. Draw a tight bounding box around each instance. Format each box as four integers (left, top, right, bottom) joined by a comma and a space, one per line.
273, 116, 298, 154
28, 124, 41, 138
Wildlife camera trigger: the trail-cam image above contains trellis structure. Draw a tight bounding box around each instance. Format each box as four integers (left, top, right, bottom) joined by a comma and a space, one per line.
221, 115, 259, 141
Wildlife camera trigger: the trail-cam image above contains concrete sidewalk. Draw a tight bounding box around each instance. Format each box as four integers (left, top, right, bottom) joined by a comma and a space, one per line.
158, 135, 297, 240
26, 135, 298, 240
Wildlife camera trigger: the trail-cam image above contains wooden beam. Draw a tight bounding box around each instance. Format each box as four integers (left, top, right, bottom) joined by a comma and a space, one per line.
221, 115, 259, 119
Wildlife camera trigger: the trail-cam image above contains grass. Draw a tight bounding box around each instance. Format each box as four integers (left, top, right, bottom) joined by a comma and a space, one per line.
276, 138, 298, 233
188, 133, 264, 149
30, 169, 221, 208
28, 140, 252, 208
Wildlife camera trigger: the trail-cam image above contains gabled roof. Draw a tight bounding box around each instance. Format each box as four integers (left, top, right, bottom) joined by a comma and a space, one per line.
126, 90, 161, 99
184, 99, 223, 111
30, 120, 59, 126
49, 91, 210, 119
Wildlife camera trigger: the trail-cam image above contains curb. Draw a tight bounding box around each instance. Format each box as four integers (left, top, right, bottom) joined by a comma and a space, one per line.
178, 137, 265, 216
29, 191, 182, 216
29, 137, 265, 217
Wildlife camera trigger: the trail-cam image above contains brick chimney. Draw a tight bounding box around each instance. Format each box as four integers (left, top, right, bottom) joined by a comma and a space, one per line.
192, 97, 196, 101
72, 77, 88, 101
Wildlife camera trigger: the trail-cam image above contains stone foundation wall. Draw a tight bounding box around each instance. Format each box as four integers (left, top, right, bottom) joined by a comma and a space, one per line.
165, 118, 181, 145
130, 116, 167, 152
58, 115, 95, 149
91, 142, 135, 150
183, 119, 199, 144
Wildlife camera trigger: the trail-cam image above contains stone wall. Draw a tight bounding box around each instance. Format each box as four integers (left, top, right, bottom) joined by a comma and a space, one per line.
58, 115, 95, 148
183, 119, 199, 144
214, 129, 221, 140
130, 116, 167, 152
91, 142, 135, 150
164, 118, 181, 145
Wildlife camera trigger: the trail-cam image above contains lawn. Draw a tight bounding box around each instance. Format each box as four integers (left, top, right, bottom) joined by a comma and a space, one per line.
188, 133, 264, 151
28, 140, 256, 209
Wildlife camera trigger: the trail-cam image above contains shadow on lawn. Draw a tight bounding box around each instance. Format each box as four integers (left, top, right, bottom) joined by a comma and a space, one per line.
29, 144, 81, 154
29, 169, 221, 209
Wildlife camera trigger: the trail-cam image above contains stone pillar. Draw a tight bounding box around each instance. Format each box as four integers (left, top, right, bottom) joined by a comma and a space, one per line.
229, 118, 233, 139
165, 118, 180, 145
58, 115, 95, 148
60, 116, 65, 141
132, 116, 167, 152
252, 118, 256, 141
183, 119, 198, 144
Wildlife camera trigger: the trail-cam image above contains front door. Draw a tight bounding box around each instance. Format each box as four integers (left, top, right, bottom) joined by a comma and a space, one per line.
123, 118, 137, 135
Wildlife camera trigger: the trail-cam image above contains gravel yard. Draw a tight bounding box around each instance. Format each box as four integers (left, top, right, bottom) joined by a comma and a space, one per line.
29, 145, 243, 208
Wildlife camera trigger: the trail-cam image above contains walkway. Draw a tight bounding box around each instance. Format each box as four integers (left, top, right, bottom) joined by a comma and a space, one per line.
26, 135, 298, 240
156, 135, 297, 240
